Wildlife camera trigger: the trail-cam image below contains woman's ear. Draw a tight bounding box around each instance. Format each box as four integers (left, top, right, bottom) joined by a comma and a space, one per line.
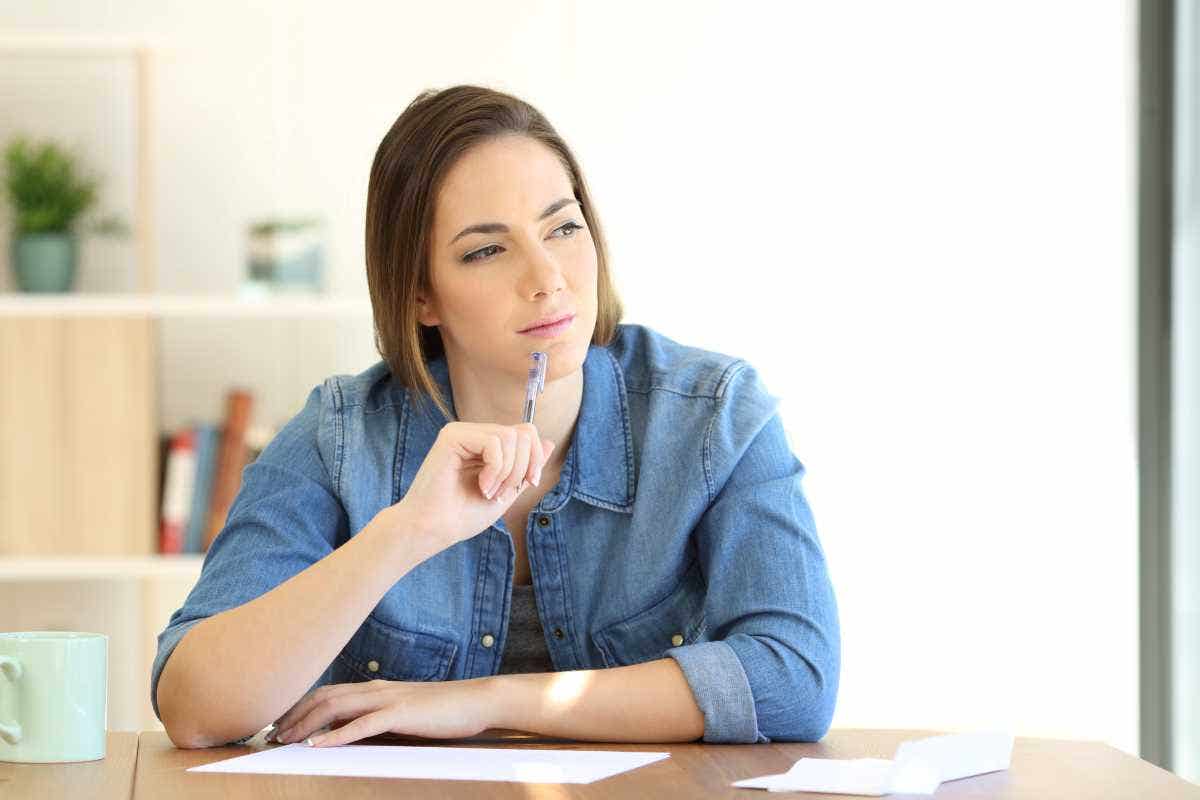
416, 294, 441, 327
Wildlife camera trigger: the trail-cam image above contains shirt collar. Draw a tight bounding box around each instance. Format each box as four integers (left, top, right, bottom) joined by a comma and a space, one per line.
399, 342, 636, 516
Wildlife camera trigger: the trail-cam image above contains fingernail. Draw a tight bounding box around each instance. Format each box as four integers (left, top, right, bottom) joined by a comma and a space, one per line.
532, 471, 542, 487
307, 735, 323, 747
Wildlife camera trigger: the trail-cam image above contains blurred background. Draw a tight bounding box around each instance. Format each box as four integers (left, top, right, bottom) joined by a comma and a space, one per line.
0, 0, 1195, 783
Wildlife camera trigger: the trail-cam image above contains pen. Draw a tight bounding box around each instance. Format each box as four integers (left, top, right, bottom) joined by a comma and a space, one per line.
522, 352, 548, 423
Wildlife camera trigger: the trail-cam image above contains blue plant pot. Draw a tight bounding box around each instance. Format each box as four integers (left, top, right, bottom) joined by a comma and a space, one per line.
12, 233, 77, 293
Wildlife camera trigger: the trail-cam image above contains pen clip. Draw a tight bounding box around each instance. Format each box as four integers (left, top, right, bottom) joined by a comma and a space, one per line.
529, 352, 547, 395
523, 352, 548, 425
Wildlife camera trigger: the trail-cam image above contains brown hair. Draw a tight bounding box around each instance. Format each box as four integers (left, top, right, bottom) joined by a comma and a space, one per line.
365, 85, 623, 422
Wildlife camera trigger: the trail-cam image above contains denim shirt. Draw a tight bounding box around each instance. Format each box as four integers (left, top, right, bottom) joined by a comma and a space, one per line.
151, 323, 840, 745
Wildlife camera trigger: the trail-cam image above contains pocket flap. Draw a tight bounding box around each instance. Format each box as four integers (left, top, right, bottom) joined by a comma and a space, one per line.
337, 614, 457, 682
592, 558, 707, 667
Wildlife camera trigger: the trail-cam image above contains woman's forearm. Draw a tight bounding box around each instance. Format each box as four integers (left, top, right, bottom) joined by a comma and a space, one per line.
482, 658, 705, 742
156, 504, 438, 748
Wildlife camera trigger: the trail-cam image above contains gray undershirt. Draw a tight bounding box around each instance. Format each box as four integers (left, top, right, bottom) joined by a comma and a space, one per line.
498, 582, 556, 674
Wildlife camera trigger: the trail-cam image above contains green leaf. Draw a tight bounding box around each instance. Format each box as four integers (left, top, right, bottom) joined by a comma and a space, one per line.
2, 136, 101, 234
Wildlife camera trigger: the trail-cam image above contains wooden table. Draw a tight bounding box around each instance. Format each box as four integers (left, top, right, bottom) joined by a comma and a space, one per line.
0, 731, 138, 799
128, 728, 1200, 799
3, 728, 1195, 798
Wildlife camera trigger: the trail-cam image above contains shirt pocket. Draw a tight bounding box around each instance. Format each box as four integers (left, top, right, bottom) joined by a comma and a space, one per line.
591, 557, 708, 668
334, 613, 458, 683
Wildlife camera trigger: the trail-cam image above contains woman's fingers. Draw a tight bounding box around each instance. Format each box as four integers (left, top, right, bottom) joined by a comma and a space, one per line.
275, 682, 390, 744
309, 707, 395, 748
497, 425, 534, 499
534, 438, 555, 486
442, 423, 510, 500
489, 428, 517, 498
442, 421, 554, 501
522, 434, 547, 488
272, 683, 353, 736
476, 433, 504, 499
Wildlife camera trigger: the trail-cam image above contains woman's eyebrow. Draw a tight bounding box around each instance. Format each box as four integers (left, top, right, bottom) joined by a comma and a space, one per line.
448, 197, 579, 246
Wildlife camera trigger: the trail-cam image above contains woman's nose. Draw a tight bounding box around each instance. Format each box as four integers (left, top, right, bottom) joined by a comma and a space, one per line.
520, 247, 566, 299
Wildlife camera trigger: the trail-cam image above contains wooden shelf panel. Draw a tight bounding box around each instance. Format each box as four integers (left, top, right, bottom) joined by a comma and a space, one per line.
0, 555, 204, 580
0, 292, 373, 318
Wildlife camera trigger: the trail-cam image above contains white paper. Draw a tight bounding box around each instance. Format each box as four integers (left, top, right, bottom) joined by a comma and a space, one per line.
732, 731, 1013, 796
188, 742, 670, 784
732, 757, 904, 795
894, 731, 1013, 782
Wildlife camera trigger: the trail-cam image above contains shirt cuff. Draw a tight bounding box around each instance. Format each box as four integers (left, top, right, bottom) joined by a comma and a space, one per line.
666, 639, 768, 743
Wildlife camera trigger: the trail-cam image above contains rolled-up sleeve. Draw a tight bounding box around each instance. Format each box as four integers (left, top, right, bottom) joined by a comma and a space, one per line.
150, 383, 348, 743
666, 362, 841, 743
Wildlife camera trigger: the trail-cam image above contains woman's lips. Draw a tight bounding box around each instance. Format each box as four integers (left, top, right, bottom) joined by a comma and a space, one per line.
519, 314, 575, 338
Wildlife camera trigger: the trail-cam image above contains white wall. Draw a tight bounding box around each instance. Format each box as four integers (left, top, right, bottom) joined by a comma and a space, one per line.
0, 1, 1139, 755
1174, 0, 1200, 782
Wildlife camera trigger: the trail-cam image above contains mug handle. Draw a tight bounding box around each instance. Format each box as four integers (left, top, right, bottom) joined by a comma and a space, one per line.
0, 655, 23, 745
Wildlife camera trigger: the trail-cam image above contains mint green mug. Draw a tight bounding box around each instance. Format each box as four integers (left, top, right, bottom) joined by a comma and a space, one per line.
0, 631, 107, 763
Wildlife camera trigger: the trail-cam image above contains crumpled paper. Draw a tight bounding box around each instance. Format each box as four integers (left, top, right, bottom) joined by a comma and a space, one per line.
732, 731, 1014, 795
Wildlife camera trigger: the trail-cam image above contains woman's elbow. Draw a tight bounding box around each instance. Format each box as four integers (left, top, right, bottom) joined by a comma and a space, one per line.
760, 663, 839, 742
160, 707, 245, 750
762, 699, 836, 742
156, 656, 228, 749
157, 683, 208, 749
162, 721, 208, 750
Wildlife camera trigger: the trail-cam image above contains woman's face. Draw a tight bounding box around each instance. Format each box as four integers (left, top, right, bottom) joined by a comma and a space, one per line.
420, 134, 599, 387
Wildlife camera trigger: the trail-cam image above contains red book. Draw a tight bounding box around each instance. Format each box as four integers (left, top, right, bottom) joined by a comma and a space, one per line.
203, 388, 255, 551
159, 428, 196, 555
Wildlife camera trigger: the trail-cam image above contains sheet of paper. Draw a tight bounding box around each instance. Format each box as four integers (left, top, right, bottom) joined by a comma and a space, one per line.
188, 742, 670, 784
732, 757, 901, 795
894, 731, 1013, 782
731, 731, 1013, 795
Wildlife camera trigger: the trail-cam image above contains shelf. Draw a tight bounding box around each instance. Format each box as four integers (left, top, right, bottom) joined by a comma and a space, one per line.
0, 555, 205, 580
0, 34, 161, 53
0, 292, 374, 318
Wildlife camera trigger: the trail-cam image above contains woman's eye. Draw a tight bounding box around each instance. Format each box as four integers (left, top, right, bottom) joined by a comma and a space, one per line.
553, 221, 583, 238
463, 244, 502, 263
461, 221, 583, 263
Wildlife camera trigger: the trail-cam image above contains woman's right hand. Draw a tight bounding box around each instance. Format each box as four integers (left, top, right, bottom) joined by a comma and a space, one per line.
391, 421, 555, 552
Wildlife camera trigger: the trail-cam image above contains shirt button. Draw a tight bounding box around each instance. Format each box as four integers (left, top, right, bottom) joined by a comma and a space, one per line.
537, 515, 551, 527
366, 660, 380, 673
671, 633, 684, 647
553, 627, 565, 639
481, 633, 495, 648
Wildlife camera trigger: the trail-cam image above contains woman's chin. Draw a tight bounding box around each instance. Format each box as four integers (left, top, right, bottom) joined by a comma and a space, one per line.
531, 339, 586, 380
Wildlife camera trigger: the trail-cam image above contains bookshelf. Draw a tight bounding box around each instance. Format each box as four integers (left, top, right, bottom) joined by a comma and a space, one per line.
0, 291, 374, 732
0, 291, 374, 563
0, 34, 375, 730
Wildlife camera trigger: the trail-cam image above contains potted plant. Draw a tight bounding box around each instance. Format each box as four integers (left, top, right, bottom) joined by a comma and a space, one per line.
2, 137, 99, 293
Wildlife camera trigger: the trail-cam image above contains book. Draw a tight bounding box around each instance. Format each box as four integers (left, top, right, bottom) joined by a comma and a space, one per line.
184, 423, 220, 554
159, 427, 196, 555
203, 388, 255, 551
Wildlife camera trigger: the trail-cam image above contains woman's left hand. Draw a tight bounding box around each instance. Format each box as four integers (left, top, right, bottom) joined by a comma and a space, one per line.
269, 678, 495, 747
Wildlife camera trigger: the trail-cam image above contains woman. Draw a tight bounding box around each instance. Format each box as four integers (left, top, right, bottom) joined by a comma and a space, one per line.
152, 85, 840, 749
